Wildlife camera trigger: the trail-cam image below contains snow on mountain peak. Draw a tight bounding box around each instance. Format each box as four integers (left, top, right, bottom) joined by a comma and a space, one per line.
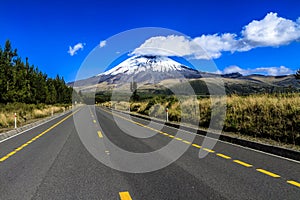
101, 55, 187, 76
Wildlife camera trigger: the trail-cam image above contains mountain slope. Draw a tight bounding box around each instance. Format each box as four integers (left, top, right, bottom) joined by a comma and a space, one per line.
97, 55, 202, 84
70, 55, 300, 95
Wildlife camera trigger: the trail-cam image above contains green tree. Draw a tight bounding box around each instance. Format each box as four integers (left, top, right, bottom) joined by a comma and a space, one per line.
0, 40, 73, 104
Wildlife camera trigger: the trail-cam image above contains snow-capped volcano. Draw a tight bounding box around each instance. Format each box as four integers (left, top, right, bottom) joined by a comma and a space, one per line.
71, 55, 203, 87
94, 55, 202, 84
101, 55, 188, 76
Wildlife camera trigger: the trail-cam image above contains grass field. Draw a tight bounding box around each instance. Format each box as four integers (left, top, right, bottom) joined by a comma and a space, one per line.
0, 103, 70, 131
101, 93, 300, 146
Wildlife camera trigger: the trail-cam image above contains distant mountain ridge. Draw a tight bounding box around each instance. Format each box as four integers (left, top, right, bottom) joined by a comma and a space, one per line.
69, 55, 300, 95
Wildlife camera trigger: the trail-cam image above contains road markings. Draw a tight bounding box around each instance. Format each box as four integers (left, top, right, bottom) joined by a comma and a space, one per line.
0, 156, 8, 162
97, 131, 103, 138
182, 140, 191, 144
203, 148, 215, 153
105, 150, 110, 155
216, 153, 231, 159
287, 180, 300, 188
160, 132, 169, 136
99, 107, 300, 189
256, 169, 280, 178
93, 120, 97, 123
0, 109, 80, 163
119, 191, 132, 200
233, 160, 253, 167
192, 143, 201, 148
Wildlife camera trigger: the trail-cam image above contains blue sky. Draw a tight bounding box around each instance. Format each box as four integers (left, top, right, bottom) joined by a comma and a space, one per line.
0, 0, 299, 82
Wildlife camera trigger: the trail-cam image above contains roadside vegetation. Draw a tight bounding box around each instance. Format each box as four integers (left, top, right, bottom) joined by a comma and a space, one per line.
0, 103, 70, 131
101, 92, 300, 146
0, 40, 75, 131
0, 40, 73, 104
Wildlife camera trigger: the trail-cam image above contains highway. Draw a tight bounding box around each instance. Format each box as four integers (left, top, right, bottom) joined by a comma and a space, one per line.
0, 105, 299, 199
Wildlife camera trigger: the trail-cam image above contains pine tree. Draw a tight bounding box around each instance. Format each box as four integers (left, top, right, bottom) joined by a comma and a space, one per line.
0, 40, 73, 104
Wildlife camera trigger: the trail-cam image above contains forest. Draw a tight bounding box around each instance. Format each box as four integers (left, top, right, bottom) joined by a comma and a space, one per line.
0, 40, 72, 104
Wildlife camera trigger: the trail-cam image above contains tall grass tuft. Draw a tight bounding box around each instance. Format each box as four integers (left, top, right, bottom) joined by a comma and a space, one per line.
0, 103, 68, 129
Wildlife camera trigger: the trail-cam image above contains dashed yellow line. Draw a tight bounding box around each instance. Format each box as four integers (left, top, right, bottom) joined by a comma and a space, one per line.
256, 169, 280, 178
192, 143, 201, 148
160, 132, 169, 136
233, 160, 253, 167
203, 148, 215, 153
119, 191, 132, 200
217, 153, 231, 159
182, 140, 191, 144
97, 131, 103, 138
99, 107, 299, 189
287, 180, 300, 188
0, 156, 8, 162
0, 109, 80, 163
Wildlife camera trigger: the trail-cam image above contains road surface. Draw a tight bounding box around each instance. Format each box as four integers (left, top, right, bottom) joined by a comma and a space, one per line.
0, 105, 299, 199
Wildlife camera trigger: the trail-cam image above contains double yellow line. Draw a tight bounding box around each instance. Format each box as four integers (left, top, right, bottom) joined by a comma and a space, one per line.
0, 109, 80, 163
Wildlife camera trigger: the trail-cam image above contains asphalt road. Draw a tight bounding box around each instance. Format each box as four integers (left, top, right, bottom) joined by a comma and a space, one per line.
0, 105, 299, 199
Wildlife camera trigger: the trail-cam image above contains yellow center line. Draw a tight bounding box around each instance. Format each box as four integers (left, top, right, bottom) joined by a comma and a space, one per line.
182, 140, 191, 144
0, 156, 8, 162
192, 143, 201, 148
160, 132, 169, 136
15, 147, 23, 151
97, 131, 103, 138
216, 153, 231, 159
119, 191, 133, 200
0, 109, 80, 163
203, 148, 215, 153
256, 169, 280, 178
7, 151, 17, 157
175, 137, 182, 141
99, 107, 300, 189
287, 180, 300, 188
233, 160, 253, 167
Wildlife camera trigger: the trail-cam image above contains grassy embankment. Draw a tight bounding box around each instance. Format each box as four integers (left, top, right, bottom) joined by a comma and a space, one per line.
101, 93, 300, 147
0, 103, 70, 132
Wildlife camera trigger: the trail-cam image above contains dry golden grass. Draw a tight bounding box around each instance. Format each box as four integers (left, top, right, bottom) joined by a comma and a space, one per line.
0, 104, 67, 129
102, 93, 300, 146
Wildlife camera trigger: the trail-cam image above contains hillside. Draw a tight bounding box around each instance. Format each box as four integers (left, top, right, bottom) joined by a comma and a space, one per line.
71, 55, 300, 96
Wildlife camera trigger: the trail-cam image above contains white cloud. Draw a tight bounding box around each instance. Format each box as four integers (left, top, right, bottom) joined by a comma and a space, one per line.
68, 43, 84, 56
222, 65, 293, 76
132, 12, 300, 59
99, 40, 106, 48
223, 65, 245, 74
132, 35, 196, 57
242, 12, 300, 47
192, 33, 245, 59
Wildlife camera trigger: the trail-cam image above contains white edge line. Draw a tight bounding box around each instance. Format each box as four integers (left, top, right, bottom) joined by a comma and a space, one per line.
0, 110, 73, 144
102, 107, 300, 164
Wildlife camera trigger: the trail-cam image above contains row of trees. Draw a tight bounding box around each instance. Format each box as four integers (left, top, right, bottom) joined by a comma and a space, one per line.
0, 40, 72, 104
